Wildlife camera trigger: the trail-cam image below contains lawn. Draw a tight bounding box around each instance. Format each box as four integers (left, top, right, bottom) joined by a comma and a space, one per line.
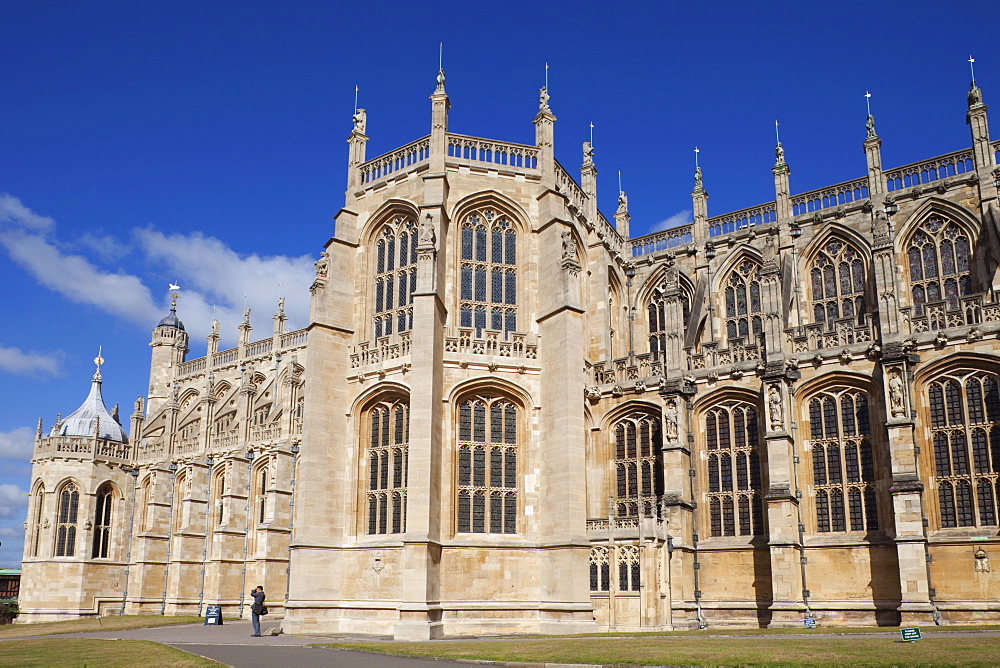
324, 635, 1000, 666
0, 638, 220, 666
0, 615, 203, 639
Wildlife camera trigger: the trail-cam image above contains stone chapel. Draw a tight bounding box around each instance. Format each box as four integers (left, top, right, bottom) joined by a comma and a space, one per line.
17, 70, 1000, 637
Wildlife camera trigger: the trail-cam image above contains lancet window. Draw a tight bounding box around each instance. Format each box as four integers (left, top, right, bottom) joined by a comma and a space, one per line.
705, 402, 765, 537
457, 395, 518, 534
30, 482, 44, 557
928, 372, 1000, 527
256, 465, 268, 525
214, 472, 225, 525
808, 389, 878, 532
724, 259, 763, 342
907, 216, 972, 316
373, 216, 418, 339
810, 239, 867, 330
55, 482, 79, 557
91, 483, 114, 559
366, 399, 409, 535
459, 209, 517, 336
647, 286, 691, 360
612, 411, 663, 517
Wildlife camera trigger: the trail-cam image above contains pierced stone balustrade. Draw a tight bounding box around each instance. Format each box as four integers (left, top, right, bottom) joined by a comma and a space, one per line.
906, 295, 990, 334
588, 354, 665, 386
444, 329, 537, 359
785, 315, 877, 354
250, 424, 282, 443
136, 439, 166, 462
687, 338, 762, 370
360, 136, 431, 185
210, 431, 240, 450
350, 332, 412, 368
630, 225, 693, 257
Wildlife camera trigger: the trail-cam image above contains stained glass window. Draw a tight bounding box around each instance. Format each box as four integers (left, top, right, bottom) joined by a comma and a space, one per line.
706, 402, 765, 537
366, 398, 409, 534
647, 283, 692, 360
808, 389, 879, 533
613, 412, 663, 517
457, 396, 518, 534
56, 483, 79, 557
928, 372, 1000, 528
907, 216, 973, 315
372, 217, 417, 338
724, 259, 763, 343
460, 209, 517, 336
810, 239, 867, 330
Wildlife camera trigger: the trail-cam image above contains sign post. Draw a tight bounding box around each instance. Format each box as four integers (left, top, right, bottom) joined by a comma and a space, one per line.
900, 627, 922, 642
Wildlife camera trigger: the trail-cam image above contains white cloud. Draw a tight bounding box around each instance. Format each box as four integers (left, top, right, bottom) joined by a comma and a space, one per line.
0, 195, 316, 347
652, 209, 693, 232
0, 484, 27, 520
135, 229, 313, 337
0, 193, 54, 232
0, 345, 61, 377
0, 228, 162, 326
0, 427, 34, 461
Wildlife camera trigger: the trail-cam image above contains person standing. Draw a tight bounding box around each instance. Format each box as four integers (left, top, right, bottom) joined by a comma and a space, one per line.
249, 585, 266, 637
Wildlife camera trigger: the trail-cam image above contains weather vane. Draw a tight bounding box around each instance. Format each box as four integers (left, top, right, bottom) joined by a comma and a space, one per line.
169, 282, 180, 309
93, 345, 104, 381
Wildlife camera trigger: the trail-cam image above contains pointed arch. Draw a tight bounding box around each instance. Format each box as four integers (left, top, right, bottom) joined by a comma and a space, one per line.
359, 198, 422, 247
29, 479, 45, 557
894, 197, 981, 246
54, 479, 81, 557
801, 222, 873, 267
449, 190, 532, 236
804, 234, 871, 330
606, 402, 664, 518
91, 481, 118, 559
713, 249, 764, 344
901, 204, 977, 316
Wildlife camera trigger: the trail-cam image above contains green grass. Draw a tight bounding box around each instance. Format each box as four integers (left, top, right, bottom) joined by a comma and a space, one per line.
0, 638, 221, 666
321, 635, 1000, 666
563, 623, 1000, 637
0, 615, 202, 639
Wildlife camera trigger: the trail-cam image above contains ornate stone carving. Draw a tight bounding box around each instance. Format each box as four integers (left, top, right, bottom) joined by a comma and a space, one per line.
539, 86, 550, 111
664, 400, 678, 443
582, 141, 594, 165
314, 252, 330, 279
352, 108, 367, 134
975, 549, 991, 573
767, 384, 783, 431
888, 369, 905, 418
420, 213, 436, 247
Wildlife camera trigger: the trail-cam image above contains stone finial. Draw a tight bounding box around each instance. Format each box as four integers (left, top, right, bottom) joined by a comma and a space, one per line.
692, 166, 705, 196
582, 141, 594, 166
435, 68, 446, 94
866, 114, 877, 139
616, 190, 628, 216
539, 86, 550, 112
969, 81, 984, 109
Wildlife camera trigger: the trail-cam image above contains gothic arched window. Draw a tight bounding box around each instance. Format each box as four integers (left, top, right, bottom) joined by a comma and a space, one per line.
589, 546, 610, 591
457, 395, 518, 534
907, 216, 972, 316
810, 239, 867, 330
373, 216, 418, 339
647, 286, 690, 360
617, 544, 641, 592
612, 411, 663, 517
91, 483, 114, 559
808, 389, 878, 532
459, 209, 517, 336
55, 482, 79, 557
928, 371, 1000, 527
724, 259, 763, 342
705, 401, 765, 537
366, 399, 409, 535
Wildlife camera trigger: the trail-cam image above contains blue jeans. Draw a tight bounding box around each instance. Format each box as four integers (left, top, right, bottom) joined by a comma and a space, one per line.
251, 610, 261, 635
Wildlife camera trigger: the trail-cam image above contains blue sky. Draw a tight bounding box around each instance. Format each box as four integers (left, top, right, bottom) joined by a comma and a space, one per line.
0, 0, 996, 566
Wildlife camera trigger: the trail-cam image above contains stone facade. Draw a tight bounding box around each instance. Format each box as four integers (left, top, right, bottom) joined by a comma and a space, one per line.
18, 73, 1000, 635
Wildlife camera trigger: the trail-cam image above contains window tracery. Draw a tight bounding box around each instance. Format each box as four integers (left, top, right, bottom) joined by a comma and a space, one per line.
366, 399, 409, 535
705, 402, 765, 537
457, 395, 518, 534
612, 411, 663, 516
647, 286, 691, 360
906, 216, 972, 316
459, 209, 517, 336
589, 546, 610, 591
808, 389, 879, 532
55, 482, 79, 557
30, 482, 44, 557
617, 544, 641, 591
928, 371, 1000, 527
373, 216, 418, 339
810, 239, 867, 330
724, 259, 763, 342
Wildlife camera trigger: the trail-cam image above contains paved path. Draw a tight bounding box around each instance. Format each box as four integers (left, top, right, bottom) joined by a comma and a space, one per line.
10, 619, 462, 667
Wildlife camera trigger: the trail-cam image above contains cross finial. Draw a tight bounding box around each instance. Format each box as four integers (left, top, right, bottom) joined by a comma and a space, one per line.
93, 345, 104, 381
694, 146, 700, 170
970, 55, 977, 85
774, 120, 780, 145
865, 91, 872, 116
589, 122, 594, 146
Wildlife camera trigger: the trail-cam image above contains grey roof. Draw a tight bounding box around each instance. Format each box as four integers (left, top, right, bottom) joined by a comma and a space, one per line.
51, 379, 127, 442
158, 307, 185, 331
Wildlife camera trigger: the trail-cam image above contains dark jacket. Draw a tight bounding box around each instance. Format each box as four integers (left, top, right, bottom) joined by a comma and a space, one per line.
250, 590, 266, 614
